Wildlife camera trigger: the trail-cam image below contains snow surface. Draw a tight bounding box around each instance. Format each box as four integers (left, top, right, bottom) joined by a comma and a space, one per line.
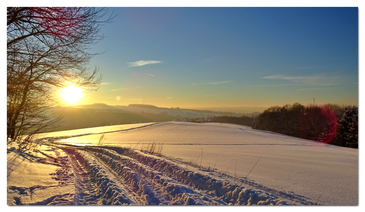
7, 121, 358, 206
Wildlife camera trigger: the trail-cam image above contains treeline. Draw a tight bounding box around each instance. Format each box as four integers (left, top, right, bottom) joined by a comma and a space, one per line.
209, 116, 254, 127
181, 109, 239, 116
252, 103, 358, 148
128, 104, 159, 109
127, 104, 240, 116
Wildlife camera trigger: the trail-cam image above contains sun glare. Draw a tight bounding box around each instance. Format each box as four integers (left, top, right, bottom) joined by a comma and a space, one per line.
60, 85, 83, 105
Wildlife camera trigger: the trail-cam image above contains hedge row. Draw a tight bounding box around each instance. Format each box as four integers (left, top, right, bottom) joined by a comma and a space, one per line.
252, 103, 358, 148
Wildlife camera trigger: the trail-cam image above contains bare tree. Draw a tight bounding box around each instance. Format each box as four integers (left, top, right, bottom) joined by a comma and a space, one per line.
7, 7, 114, 149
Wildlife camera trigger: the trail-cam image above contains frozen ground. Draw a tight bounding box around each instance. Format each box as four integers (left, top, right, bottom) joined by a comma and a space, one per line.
7, 122, 358, 205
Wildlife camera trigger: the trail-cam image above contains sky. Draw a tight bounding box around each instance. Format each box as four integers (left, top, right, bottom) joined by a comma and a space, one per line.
71, 7, 358, 109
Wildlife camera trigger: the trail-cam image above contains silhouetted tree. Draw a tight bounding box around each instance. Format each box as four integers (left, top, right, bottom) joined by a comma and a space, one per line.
285, 103, 305, 137
7, 7, 114, 149
298, 105, 324, 141
337, 107, 358, 148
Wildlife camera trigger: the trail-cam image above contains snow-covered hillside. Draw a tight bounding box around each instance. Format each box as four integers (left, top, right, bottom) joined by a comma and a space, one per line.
7, 122, 358, 205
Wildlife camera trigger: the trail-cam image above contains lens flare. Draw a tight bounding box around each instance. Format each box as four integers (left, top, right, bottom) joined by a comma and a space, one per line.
319, 106, 338, 144
32, 7, 82, 37
299, 105, 338, 144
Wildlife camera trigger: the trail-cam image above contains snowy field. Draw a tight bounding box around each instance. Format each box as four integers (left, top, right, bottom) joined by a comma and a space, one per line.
7, 122, 358, 205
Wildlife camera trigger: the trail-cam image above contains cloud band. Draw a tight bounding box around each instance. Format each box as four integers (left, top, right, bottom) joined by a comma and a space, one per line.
128, 60, 162, 67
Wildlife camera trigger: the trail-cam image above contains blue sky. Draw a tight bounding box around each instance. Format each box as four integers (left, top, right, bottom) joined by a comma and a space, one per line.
80, 7, 358, 108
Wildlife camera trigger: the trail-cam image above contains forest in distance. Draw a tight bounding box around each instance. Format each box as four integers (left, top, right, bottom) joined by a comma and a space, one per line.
49, 102, 357, 149
253, 103, 358, 148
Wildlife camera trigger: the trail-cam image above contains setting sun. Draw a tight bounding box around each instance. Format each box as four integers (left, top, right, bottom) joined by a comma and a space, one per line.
60, 85, 83, 105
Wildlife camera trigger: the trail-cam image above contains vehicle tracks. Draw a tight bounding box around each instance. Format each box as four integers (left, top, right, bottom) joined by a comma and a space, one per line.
60, 145, 316, 205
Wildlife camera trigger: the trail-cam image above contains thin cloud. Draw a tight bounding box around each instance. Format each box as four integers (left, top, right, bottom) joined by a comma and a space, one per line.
262, 75, 320, 81
262, 74, 349, 88
128, 60, 162, 67
263, 74, 342, 84
250, 83, 298, 88
191, 80, 231, 86
147, 74, 155, 77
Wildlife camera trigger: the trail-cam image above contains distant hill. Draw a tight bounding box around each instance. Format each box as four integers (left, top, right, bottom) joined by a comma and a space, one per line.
79, 103, 112, 109
45, 104, 256, 133
192, 106, 267, 114
128, 104, 159, 109
77, 104, 264, 116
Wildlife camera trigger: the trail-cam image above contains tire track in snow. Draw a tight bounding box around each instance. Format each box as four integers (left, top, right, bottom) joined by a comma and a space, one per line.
61, 147, 96, 205
58, 145, 316, 205
61, 147, 134, 205
115, 147, 315, 205
84, 146, 195, 205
